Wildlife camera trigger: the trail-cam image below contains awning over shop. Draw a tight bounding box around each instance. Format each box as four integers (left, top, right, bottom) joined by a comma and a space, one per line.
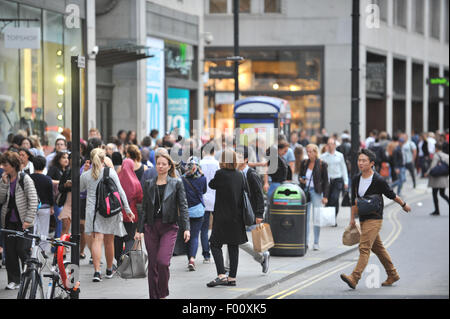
96, 42, 154, 67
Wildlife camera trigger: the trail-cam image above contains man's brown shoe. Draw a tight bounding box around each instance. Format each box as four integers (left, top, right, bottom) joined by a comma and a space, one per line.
381, 274, 400, 286
340, 274, 357, 289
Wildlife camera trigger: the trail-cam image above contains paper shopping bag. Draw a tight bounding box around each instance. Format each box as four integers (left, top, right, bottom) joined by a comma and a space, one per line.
342, 224, 361, 246
252, 223, 275, 253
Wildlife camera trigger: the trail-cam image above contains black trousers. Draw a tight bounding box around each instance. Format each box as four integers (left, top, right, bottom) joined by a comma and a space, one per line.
211, 243, 239, 278
5, 222, 32, 284
114, 222, 137, 265
327, 178, 344, 217
405, 162, 416, 188
432, 188, 449, 214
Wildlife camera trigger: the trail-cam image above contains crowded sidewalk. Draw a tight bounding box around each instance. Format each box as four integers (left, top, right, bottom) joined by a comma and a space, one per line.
0, 175, 428, 299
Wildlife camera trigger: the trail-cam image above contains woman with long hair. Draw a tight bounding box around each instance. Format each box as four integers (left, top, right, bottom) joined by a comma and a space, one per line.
206, 149, 248, 288
115, 158, 143, 265
81, 148, 135, 282
299, 144, 329, 251
135, 152, 190, 299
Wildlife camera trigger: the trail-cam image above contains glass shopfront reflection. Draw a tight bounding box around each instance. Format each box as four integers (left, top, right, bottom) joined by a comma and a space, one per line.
204, 47, 324, 135
0, 0, 84, 151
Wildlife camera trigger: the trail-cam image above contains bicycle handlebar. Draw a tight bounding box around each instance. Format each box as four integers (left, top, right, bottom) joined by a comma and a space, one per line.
0, 229, 77, 247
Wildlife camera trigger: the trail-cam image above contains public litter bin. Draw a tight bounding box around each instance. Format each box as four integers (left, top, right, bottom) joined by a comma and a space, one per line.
268, 183, 307, 256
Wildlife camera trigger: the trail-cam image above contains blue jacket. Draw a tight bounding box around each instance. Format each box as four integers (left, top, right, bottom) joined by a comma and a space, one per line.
181, 175, 207, 208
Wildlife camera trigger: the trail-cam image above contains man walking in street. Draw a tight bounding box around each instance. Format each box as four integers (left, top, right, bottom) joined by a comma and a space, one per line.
401, 133, 417, 189
340, 149, 411, 289
320, 137, 348, 226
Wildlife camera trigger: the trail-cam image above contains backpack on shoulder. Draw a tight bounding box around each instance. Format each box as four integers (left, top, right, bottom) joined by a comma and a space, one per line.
94, 167, 124, 230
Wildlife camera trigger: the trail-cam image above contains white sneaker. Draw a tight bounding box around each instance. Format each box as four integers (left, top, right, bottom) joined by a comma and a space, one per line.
5, 282, 19, 290
313, 244, 320, 251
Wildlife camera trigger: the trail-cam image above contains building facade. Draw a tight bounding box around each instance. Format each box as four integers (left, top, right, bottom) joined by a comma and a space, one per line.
95, 0, 205, 142
0, 0, 93, 149
204, 0, 449, 139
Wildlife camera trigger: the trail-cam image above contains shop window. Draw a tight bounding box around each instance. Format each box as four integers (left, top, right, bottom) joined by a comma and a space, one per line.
18, 4, 42, 139
0, 0, 19, 147
264, 0, 281, 13
209, 0, 227, 13
232, 0, 251, 13
165, 40, 197, 81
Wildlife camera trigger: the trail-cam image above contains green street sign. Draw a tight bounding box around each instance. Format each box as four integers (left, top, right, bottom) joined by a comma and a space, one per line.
427, 77, 449, 87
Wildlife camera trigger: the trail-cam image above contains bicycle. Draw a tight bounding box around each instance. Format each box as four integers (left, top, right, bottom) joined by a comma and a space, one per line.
0, 228, 80, 299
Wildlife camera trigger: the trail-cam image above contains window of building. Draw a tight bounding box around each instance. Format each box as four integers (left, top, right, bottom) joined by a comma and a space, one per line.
209, 0, 227, 14
204, 47, 324, 135
413, 0, 424, 34
165, 40, 197, 81
232, 0, 251, 13
264, 0, 282, 13
393, 0, 407, 28
445, 0, 449, 43
430, 0, 440, 39
372, 0, 388, 21
0, 0, 84, 150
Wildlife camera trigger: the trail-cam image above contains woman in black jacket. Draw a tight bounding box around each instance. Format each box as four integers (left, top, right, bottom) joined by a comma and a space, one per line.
299, 144, 329, 251
135, 152, 190, 299
206, 149, 247, 287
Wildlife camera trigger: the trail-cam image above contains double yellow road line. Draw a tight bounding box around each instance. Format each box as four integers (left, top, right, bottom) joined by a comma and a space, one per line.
267, 207, 404, 299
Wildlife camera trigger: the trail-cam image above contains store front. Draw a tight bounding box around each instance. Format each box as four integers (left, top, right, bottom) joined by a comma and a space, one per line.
0, 0, 84, 150
204, 46, 324, 136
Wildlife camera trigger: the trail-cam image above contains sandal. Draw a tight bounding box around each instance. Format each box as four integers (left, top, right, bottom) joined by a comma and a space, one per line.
206, 277, 228, 287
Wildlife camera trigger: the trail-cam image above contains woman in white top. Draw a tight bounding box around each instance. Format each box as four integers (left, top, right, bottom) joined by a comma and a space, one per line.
81, 148, 135, 282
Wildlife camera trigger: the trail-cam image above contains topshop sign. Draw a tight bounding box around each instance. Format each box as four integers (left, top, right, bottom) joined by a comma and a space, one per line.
4, 27, 41, 49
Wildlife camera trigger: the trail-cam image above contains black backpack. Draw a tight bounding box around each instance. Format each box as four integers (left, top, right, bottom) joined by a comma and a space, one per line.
94, 167, 124, 230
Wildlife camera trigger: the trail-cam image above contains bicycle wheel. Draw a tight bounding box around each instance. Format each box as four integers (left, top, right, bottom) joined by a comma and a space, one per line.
17, 270, 43, 299
17, 272, 33, 299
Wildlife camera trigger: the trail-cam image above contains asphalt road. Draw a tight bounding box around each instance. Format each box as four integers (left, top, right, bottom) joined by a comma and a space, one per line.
249, 194, 449, 299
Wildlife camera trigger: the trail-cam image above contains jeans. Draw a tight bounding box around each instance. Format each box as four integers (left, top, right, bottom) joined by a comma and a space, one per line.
405, 162, 416, 188
391, 167, 406, 195
268, 182, 281, 199
327, 178, 344, 217
33, 207, 51, 253
51, 204, 63, 253
200, 211, 212, 259
306, 188, 323, 246
225, 224, 264, 268
187, 216, 204, 259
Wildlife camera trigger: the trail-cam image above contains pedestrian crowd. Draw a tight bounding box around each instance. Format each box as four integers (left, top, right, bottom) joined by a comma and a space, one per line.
0, 126, 448, 297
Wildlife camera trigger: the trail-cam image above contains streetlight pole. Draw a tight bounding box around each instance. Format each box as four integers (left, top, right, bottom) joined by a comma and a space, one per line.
351, 0, 360, 180
233, 0, 239, 102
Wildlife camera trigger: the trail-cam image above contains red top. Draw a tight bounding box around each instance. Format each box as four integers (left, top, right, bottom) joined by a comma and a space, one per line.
118, 159, 143, 223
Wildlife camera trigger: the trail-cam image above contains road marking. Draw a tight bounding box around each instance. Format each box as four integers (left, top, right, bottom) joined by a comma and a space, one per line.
267, 262, 355, 299
272, 270, 295, 274
276, 262, 355, 299
267, 207, 404, 299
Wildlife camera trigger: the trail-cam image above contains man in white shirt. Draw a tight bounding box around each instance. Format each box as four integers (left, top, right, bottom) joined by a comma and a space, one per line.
200, 142, 220, 264
320, 137, 349, 226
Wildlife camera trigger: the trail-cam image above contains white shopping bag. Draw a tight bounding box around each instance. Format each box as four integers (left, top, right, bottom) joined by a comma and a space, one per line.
313, 207, 336, 227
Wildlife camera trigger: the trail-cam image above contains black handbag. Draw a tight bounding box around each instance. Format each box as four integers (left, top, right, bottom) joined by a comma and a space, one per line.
341, 191, 351, 207
429, 155, 449, 177
241, 172, 255, 226
356, 194, 382, 217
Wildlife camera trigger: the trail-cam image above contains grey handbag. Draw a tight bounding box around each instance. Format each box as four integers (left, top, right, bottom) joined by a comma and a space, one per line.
117, 239, 148, 279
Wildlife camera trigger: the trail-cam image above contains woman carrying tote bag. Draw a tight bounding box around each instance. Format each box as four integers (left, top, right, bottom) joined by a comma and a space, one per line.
299, 144, 329, 251
135, 152, 190, 299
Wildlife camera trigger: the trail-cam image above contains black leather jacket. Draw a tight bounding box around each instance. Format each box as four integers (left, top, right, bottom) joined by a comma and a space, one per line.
138, 176, 190, 233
